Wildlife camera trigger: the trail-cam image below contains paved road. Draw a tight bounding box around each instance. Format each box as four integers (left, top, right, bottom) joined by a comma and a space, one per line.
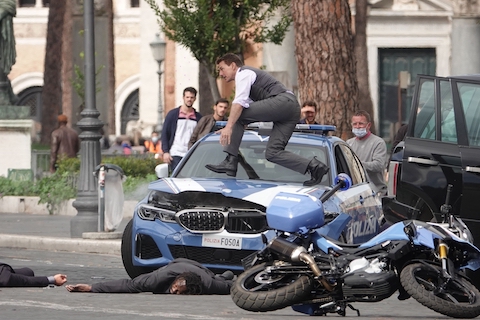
0, 248, 451, 320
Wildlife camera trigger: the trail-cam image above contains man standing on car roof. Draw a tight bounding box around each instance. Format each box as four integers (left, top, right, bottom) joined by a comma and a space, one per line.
347, 110, 388, 195
206, 53, 329, 186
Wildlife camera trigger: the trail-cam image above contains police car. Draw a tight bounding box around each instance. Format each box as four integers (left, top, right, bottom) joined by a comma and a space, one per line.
121, 122, 383, 278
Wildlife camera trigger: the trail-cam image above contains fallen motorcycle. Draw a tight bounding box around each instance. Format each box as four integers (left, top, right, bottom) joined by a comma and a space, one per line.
231, 174, 480, 318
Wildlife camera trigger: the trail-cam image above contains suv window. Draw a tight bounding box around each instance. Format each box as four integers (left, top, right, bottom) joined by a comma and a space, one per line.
458, 82, 480, 147
413, 78, 457, 143
439, 80, 457, 143
177, 141, 330, 185
414, 79, 435, 139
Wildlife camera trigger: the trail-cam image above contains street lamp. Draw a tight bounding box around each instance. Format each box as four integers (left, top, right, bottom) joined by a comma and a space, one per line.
150, 33, 166, 132
71, 0, 104, 237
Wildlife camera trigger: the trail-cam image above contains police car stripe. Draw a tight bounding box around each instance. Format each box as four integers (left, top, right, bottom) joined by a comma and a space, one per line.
165, 178, 206, 193
243, 185, 308, 206
161, 178, 179, 193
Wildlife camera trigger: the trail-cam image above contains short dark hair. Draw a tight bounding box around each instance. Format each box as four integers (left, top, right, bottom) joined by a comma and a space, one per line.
215, 98, 229, 105
176, 272, 203, 295
302, 101, 317, 111
353, 110, 371, 123
183, 87, 197, 97
216, 53, 244, 67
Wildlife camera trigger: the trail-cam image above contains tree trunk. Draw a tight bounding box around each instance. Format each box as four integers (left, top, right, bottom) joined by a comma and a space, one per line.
199, 63, 216, 115
61, 0, 73, 128
292, 0, 358, 140
41, 0, 66, 144
106, 0, 116, 135
354, 0, 375, 133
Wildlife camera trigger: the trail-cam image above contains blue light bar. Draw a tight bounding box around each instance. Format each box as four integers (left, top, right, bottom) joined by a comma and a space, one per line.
295, 124, 336, 132
213, 121, 336, 134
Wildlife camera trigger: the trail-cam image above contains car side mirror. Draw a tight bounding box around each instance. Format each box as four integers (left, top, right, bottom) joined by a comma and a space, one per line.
155, 163, 169, 178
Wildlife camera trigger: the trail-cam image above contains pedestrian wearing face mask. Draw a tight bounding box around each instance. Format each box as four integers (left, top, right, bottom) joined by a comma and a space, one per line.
144, 131, 163, 159
347, 110, 387, 195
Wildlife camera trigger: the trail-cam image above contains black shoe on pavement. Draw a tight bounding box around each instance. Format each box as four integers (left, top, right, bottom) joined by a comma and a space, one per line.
219, 270, 234, 281
303, 157, 329, 186
205, 154, 238, 177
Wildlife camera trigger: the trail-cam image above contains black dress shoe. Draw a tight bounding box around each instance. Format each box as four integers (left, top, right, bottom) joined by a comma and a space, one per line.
205, 154, 238, 177
303, 157, 329, 186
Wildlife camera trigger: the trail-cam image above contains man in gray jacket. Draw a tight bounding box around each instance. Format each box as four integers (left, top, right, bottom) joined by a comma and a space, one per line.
347, 110, 387, 195
188, 98, 229, 149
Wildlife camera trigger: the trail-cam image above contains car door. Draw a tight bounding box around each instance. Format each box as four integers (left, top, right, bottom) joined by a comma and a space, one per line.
399, 76, 463, 221
455, 79, 480, 244
334, 143, 382, 243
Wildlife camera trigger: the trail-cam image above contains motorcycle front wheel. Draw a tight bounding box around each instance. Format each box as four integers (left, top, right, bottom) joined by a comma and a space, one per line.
231, 262, 313, 312
400, 263, 480, 318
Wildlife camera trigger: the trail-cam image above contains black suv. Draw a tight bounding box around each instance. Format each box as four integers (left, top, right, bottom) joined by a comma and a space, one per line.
384, 74, 480, 246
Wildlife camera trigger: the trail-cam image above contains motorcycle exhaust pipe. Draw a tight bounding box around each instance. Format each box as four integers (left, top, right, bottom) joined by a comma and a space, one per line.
268, 237, 334, 291
269, 237, 308, 261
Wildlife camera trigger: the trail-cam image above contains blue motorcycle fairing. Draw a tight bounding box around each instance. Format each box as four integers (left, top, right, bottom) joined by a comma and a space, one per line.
312, 213, 352, 253
266, 192, 324, 233
358, 221, 410, 248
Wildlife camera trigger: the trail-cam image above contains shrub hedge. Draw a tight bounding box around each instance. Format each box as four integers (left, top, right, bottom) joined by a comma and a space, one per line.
0, 155, 160, 214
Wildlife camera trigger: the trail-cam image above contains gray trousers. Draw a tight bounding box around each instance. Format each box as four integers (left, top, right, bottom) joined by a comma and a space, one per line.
225, 92, 311, 174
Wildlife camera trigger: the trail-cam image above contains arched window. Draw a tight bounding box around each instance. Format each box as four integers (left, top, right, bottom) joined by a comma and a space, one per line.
16, 86, 43, 122
120, 89, 139, 134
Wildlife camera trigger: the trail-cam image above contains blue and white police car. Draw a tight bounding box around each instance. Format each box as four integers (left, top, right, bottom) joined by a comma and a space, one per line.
121, 123, 383, 278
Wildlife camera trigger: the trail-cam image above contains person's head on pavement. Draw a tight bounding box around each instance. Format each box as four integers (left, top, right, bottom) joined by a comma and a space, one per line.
169, 272, 202, 295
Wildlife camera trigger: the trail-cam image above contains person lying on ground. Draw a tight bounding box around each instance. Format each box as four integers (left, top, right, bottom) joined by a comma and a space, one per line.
0, 262, 67, 287
66, 258, 233, 295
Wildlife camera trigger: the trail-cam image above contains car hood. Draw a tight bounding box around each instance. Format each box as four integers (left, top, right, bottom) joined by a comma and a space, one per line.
148, 177, 328, 207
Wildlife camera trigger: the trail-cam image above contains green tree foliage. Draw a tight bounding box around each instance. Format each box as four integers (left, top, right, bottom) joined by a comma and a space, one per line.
144, 0, 292, 99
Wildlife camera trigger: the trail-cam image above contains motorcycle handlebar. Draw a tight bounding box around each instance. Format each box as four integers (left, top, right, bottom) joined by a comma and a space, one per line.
319, 178, 347, 203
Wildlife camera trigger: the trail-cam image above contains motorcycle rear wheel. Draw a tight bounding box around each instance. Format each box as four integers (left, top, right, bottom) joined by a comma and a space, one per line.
231, 262, 313, 312
400, 263, 480, 318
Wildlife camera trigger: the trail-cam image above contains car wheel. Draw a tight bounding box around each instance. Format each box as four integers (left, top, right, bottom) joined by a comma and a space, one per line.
121, 219, 156, 279
397, 190, 435, 222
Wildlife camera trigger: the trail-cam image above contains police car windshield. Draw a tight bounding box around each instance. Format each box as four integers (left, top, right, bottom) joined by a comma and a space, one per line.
177, 141, 330, 185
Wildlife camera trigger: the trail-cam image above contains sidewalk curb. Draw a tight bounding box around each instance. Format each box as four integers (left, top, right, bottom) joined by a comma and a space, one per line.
0, 234, 121, 256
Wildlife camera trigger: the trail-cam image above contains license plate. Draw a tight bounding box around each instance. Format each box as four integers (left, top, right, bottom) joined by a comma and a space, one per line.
202, 234, 242, 250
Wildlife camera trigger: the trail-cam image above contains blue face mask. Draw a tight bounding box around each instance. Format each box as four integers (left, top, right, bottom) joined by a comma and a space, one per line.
151, 137, 159, 143
352, 128, 367, 138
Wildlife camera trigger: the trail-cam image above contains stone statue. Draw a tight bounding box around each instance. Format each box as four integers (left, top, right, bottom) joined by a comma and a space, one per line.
0, 0, 18, 105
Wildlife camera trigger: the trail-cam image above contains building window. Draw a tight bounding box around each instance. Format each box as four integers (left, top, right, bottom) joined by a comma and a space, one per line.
121, 89, 140, 134
16, 86, 43, 123
19, 0, 36, 7
131, 0, 139, 8
18, 0, 49, 7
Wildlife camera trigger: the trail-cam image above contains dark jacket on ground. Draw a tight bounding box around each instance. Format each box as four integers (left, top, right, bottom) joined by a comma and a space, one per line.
188, 115, 227, 149
91, 258, 232, 294
0, 263, 50, 287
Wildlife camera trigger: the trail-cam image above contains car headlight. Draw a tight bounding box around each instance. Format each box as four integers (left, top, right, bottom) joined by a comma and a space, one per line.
137, 204, 176, 222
